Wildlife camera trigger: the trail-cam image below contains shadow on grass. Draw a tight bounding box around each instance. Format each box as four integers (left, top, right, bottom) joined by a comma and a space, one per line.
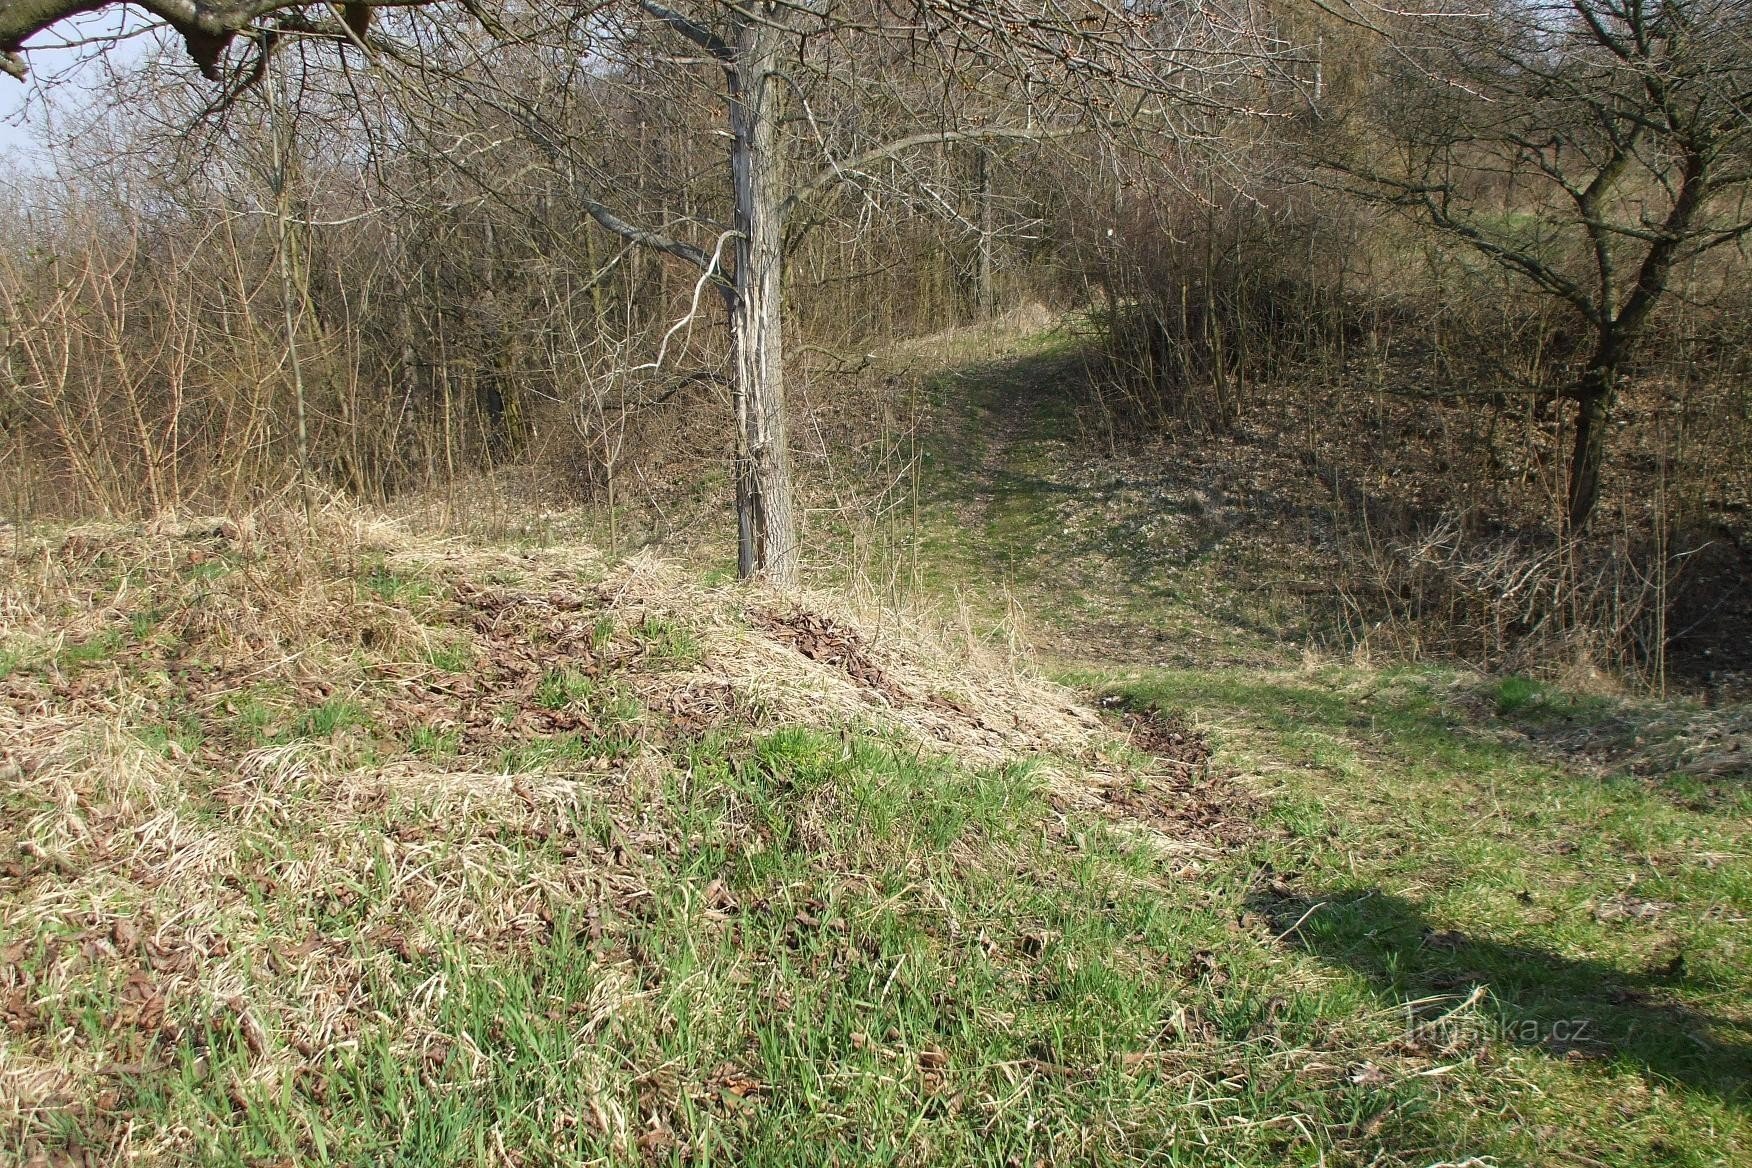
1112, 670, 1751, 812
919, 347, 1338, 655
917, 344, 1483, 658
1256, 887, 1752, 1105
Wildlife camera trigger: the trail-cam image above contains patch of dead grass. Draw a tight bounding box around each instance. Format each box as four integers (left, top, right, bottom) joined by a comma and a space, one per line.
2, 502, 1207, 1164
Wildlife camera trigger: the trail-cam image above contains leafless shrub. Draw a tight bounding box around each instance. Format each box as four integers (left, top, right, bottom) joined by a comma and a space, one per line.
1335, 515, 1678, 682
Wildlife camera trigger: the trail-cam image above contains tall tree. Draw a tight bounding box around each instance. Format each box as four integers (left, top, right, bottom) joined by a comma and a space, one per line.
1313, 0, 1752, 530
4, 0, 1268, 582
423, 2, 1264, 582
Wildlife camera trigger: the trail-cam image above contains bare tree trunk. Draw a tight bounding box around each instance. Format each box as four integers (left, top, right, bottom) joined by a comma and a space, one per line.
727, 13, 798, 586
1567, 318, 1638, 531
975, 149, 995, 320
266, 73, 314, 525
1567, 369, 1613, 532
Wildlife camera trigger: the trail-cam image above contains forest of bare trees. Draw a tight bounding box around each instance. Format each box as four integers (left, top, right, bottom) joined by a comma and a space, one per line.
3, 0, 1749, 684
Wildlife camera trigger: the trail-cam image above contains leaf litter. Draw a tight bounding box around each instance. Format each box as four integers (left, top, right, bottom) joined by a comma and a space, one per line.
0, 502, 1249, 1164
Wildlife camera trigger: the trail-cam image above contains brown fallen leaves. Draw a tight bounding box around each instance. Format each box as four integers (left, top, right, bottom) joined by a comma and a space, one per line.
710, 1061, 766, 1112
1115, 703, 1212, 771
114, 970, 165, 1032
2, 985, 38, 1035
1080, 698, 1265, 846
755, 608, 909, 704
659, 680, 743, 735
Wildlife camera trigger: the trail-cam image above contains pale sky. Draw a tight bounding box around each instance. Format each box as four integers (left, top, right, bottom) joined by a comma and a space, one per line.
2, 8, 159, 173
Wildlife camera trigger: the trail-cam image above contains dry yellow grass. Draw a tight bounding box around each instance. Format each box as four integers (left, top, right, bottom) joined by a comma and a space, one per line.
1, 503, 1188, 1164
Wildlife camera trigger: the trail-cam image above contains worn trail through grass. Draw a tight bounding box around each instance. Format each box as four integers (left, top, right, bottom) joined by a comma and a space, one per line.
908, 319, 1752, 1165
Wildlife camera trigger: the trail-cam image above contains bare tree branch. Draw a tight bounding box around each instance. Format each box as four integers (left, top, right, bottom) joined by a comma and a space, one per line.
781, 124, 1082, 217
0, 0, 420, 79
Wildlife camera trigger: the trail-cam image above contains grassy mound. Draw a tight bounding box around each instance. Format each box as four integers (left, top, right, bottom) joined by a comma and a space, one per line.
0, 509, 1235, 1166
2, 509, 1747, 1166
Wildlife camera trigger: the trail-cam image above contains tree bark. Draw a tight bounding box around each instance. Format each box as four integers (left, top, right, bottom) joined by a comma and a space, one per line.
726, 10, 798, 586
1566, 354, 1617, 532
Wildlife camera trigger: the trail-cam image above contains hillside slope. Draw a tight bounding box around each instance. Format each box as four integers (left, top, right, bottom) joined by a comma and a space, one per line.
3, 505, 1749, 1167
0, 509, 1253, 1166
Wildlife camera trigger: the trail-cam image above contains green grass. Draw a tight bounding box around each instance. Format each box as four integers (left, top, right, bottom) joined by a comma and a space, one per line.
406, 725, 462, 759
186, 557, 232, 582
128, 609, 160, 643
6, 660, 1747, 1166
138, 714, 203, 758
535, 666, 596, 710
1491, 673, 1614, 721
227, 692, 277, 744
873, 328, 1306, 664
30, 725, 1433, 1166
636, 615, 703, 667
1493, 673, 1545, 715
422, 642, 474, 673
282, 696, 370, 741
359, 561, 431, 605
1071, 663, 1751, 1165
498, 732, 593, 771
597, 682, 644, 725
58, 629, 124, 669
49, 694, 1733, 1166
